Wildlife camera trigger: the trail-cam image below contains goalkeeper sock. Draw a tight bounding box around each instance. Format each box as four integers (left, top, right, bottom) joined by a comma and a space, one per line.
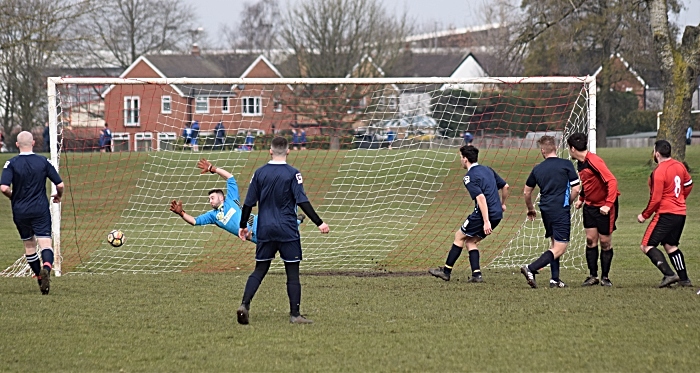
41, 248, 54, 272
585, 246, 599, 277
668, 250, 688, 281
600, 248, 613, 278
444, 244, 462, 275
285, 261, 301, 317
25, 253, 41, 276
528, 250, 554, 273
550, 258, 560, 281
241, 260, 271, 308
645, 247, 675, 276
468, 250, 481, 277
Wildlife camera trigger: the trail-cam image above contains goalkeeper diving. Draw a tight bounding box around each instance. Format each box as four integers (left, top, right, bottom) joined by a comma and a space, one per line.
169, 159, 304, 243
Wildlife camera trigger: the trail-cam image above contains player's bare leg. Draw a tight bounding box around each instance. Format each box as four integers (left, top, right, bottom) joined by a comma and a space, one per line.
663, 244, 691, 287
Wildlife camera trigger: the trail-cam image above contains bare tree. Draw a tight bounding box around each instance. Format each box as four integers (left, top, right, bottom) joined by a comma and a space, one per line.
649, 0, 700, 162
0, 0, 90, 150
279, 0, 412, 149
80, 0, 197, 69
225, 0, 281, 51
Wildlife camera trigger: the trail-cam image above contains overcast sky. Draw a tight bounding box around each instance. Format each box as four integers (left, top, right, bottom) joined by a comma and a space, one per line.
183, 0, 700, 47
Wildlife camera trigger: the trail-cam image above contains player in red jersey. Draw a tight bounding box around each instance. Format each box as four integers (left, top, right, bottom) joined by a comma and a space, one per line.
567, 133, 620, 287
637, 140, 693, 288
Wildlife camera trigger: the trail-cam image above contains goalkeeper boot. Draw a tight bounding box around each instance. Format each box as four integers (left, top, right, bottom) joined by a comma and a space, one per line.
600, 277, 613, 287
428, 267, 450, 281
520, 265, 537, 288
467, 275, 484, 283
290, 314, 314, 324
236, 304, 249, 325
678, 279, 693, 287
39, 268, 50, 295
549, 279, 567, 288
297, 213, 306, 224
581, 276, 600, 287
658, 274, 680, 288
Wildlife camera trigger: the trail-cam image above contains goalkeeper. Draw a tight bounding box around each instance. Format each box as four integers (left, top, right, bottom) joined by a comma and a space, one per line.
169, 159, 304, 244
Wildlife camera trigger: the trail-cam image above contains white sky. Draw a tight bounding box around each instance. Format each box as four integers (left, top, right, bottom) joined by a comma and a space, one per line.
183, 0, 700, 47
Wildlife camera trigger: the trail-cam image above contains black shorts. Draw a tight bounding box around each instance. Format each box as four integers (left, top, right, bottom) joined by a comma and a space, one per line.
460, 213, 501, 239
642, 213, 686, 247
256, 239, 302, 262
582, 198, 619, 236
13, 213, 52, 240
541, 211, 571, 242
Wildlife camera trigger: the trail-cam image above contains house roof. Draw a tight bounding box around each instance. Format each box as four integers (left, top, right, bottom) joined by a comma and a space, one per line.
144, 54, 261, 78
387, 51, 468, 78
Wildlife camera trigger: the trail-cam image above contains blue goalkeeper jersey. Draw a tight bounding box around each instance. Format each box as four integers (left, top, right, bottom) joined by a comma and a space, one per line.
195, 176, 255, 240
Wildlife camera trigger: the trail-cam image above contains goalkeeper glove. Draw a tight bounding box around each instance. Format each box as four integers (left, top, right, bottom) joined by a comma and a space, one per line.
197, 158, 217, 174
170, 200, 185, 216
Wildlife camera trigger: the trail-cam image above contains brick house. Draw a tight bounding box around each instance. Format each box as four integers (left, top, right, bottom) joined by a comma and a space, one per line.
102, 48, 295, 151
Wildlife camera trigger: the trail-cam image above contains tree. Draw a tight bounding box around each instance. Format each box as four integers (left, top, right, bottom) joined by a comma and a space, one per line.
279, 0, 412, 149
0, 0, 89, 150
80, 0, 197, 69
225, 0, 281, 52
649, 0, 700, 162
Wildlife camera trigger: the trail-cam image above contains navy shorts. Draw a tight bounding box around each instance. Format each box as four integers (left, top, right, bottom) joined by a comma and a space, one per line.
256, 239, 302, 262
460, 213, 501, 239
541, 210, 571, 242
13, 213, 52, 240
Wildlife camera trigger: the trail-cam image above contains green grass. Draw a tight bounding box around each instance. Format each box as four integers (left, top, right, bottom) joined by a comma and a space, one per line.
1, 147, 700, 371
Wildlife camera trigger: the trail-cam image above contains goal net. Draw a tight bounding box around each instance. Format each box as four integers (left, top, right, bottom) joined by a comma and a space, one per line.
1, 76, 594, 276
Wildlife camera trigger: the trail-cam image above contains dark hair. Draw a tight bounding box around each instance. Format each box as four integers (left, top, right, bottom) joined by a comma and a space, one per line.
459, 145, 479, 163
654, 140, 672, 158
208, 189, 224, 197
566, 132, 587, 151
271, 136, 288, 156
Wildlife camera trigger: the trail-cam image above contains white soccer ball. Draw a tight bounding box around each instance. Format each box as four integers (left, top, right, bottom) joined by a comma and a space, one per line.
107, 229, 126, 247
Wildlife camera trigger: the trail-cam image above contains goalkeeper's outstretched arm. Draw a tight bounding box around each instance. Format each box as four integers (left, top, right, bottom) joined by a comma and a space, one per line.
170, 200, 196, 225
197, 158, 233, 180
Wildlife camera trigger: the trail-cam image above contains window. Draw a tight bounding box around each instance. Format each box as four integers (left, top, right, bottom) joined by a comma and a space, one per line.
161, 95, 171, 114
242, 96, 262, 116
273, 96, 283, 112
222, 97, 230, 113
124, 96, 140, 126
195, 96, 209, 113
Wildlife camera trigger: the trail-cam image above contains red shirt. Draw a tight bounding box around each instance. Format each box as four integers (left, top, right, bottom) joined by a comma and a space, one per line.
642, 158, 693, 218
577, 152, 620, 208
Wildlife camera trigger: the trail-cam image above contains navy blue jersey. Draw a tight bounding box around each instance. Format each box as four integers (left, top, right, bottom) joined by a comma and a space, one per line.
525, 157, 580, 213
1, 153, 62, 217
463, 164, 507, 220
244, 161, 310, 242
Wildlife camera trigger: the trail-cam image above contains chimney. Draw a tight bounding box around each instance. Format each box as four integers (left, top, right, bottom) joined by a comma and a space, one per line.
191, 43, 201, 57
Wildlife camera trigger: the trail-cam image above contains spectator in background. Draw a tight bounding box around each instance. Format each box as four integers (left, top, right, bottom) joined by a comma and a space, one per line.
686, 125, 693, 146
271, 123, 276, 135
100, 123, 112, 152
292, 128, 299, 150
191, 120, 200, 152
214, 121, 226, 149
244, 131, 255, 151
43, 123, 50, 152
463, 131, 474, 146
386, 128, 396, 150
182, 124, 193, 149
300, 129, 307, 150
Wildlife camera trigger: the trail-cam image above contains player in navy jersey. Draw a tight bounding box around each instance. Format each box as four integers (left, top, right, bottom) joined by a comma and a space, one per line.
521, 135, 581, 288
169, 159, 305, 244
237, 136, 330, 325
1, 131, 64, 294
429, 145, 509, 282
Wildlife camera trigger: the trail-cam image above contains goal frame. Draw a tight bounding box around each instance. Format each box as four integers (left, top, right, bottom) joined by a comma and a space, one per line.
46, 75, 597, 276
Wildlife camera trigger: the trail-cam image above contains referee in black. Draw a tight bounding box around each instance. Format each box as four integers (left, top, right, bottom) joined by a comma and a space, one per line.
1, 131, 63, 294
238, 136, 330, 324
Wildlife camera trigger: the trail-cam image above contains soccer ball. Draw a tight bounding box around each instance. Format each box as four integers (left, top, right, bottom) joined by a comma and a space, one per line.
107, 230, 125, 247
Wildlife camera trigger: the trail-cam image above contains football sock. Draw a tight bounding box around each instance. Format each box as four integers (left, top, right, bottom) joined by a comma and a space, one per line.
668, 250, 688, 281
241, 260, 271, 308
585, 246, 599, 277
528, 250, 554, 273
285, 261, 301, 317
443, 244, 462, 275
468, 250, 481, 276
600, 248, 613, 278
645, 247, 675, 276
550, 258, 560, 281
41, 248, 54, 272
25, 253, 41, 276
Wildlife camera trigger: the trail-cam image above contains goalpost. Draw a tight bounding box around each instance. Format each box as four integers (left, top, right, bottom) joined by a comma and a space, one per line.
1, 76, 595, 276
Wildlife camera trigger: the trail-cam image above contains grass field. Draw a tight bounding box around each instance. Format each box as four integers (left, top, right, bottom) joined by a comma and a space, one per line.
1, 147, 700, 372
